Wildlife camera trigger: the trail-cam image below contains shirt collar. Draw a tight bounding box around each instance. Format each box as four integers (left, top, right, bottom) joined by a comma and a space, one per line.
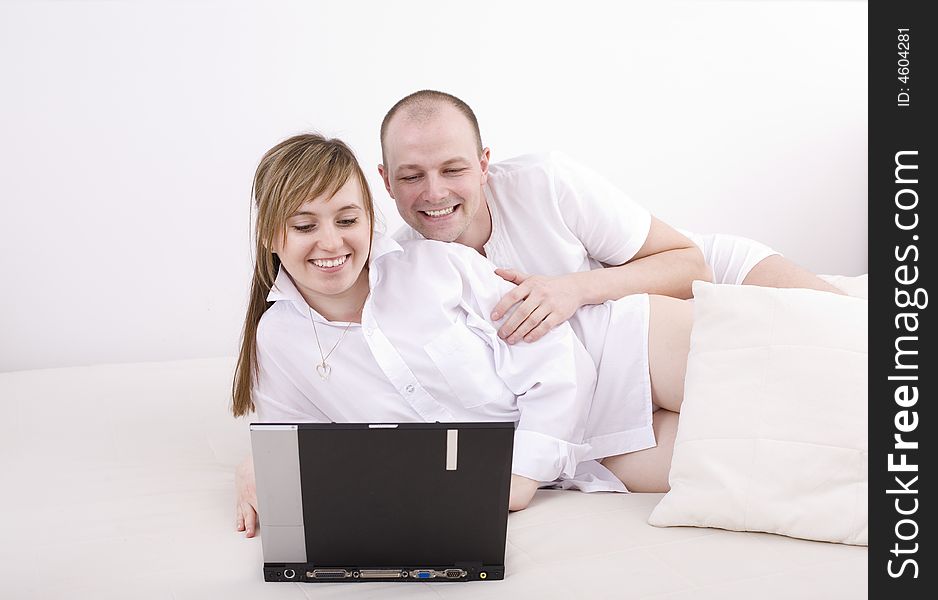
481, 182, 501, 252
266, 232, 403, 304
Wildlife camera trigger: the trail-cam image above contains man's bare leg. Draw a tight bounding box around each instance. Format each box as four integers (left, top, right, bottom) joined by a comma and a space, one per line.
743, 255, 845, 295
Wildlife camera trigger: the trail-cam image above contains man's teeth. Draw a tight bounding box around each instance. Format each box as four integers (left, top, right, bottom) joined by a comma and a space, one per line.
312, 256, 348, 268
424, 206, 455, 217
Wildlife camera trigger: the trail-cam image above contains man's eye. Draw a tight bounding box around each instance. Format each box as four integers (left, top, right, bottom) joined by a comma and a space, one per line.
444, 168, 467, 175
400, 175, 421, 182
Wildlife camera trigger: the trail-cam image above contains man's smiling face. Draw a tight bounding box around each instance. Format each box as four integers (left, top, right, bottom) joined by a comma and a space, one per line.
380, 103, 490, 245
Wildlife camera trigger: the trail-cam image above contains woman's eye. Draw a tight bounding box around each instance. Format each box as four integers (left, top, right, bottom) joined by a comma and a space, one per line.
293, 224, 315, 233
337, 218, 359, 227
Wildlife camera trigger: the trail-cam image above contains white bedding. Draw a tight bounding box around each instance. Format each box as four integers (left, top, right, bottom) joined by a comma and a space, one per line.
1, 353, 868, 599
3, 271, 869, 599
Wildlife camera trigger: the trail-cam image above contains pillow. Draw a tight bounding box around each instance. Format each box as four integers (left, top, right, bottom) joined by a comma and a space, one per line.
648, 281, 868, 545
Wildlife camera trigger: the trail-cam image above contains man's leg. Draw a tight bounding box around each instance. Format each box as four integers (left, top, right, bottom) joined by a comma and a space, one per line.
688, 231, 846, 294
742, 254, 845, 294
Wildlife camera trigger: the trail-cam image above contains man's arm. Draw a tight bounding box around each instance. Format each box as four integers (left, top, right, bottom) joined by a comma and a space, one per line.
492, 216, 711, 343
576, 215, 709, 301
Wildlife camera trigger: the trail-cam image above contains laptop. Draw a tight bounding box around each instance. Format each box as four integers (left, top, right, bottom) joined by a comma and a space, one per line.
249, 421, 514, 583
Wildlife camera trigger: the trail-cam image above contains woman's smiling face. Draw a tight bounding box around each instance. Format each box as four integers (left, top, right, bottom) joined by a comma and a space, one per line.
273, 175, 371, 310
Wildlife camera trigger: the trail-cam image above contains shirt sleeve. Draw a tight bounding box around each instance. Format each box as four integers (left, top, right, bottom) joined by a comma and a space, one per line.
252, 311, 330, 424
448, 245, 598, 482
549, 151, 652, 266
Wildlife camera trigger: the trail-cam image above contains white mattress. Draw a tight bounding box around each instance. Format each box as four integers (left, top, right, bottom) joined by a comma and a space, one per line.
1, 356, 867, 599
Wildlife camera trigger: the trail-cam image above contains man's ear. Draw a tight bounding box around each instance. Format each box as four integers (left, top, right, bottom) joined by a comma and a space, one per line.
378, 164, 394, 197
479, 147, 491, 185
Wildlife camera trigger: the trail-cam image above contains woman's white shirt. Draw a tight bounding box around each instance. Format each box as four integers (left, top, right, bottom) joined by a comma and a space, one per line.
254, 234, 653, 489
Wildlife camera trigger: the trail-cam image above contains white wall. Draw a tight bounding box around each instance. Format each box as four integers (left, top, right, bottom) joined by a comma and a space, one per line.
0, 0, 867, 373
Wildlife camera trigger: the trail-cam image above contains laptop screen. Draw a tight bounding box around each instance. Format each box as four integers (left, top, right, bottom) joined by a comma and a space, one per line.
252, 422, 513, 572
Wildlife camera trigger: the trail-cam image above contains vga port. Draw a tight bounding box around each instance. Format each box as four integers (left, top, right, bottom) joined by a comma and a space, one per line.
408, 568, 466, 579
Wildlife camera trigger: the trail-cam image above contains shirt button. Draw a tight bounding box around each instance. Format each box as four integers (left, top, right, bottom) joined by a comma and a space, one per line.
405, 384, 415, 394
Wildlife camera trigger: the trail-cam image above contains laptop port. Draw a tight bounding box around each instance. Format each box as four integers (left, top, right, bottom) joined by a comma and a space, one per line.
409, 568, 466, 579
358, 569, 404, 578
283, 569, 295, 579
309, 569, 352, 579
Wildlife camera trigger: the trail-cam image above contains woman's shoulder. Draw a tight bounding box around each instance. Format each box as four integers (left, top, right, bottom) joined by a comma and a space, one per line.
256, 300, 301, 351
391, 238, 496, 276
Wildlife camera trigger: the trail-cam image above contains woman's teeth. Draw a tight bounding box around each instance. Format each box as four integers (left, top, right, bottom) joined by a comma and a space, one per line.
424, 206, 455, 217
311, 255, 348, 268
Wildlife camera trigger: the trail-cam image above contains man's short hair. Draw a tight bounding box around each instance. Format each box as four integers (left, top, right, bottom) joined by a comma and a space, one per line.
380, 90, 483, 163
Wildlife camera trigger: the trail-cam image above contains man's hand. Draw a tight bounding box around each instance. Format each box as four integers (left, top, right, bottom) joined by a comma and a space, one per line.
235, 454, 259, 538
491, 269, 583, 344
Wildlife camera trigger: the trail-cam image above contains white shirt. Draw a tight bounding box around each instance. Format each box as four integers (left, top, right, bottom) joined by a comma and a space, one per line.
254, 234, 655, 489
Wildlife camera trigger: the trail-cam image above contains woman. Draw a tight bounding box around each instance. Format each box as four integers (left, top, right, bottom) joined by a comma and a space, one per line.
232, 134, 693, 537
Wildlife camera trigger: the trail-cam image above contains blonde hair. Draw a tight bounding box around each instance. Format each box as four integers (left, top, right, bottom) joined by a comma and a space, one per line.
231, 133, 375, 417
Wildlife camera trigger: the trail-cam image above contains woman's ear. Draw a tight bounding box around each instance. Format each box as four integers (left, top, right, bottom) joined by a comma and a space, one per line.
263, 231, 283, 255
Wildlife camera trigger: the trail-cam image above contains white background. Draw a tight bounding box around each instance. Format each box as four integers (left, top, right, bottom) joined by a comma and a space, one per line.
0, 0, 867, 372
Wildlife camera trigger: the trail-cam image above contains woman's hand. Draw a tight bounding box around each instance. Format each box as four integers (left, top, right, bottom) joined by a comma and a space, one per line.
508, 474, 539, 511
235, 454, 259, 538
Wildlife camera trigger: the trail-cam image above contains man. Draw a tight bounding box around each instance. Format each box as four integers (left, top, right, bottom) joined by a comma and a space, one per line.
378, 90, 843, 345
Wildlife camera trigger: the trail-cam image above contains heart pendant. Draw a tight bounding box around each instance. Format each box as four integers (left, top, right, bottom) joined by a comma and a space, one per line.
316, 363, 332, 380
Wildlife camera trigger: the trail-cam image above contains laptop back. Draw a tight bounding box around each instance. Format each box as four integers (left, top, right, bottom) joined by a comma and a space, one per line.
250, 422, 514, 582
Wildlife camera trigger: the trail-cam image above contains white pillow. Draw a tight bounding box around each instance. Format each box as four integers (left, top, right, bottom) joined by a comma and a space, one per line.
648, 281, 868, 545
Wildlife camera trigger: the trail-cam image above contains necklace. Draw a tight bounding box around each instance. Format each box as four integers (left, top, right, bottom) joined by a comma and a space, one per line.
308, 306, 357, 381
